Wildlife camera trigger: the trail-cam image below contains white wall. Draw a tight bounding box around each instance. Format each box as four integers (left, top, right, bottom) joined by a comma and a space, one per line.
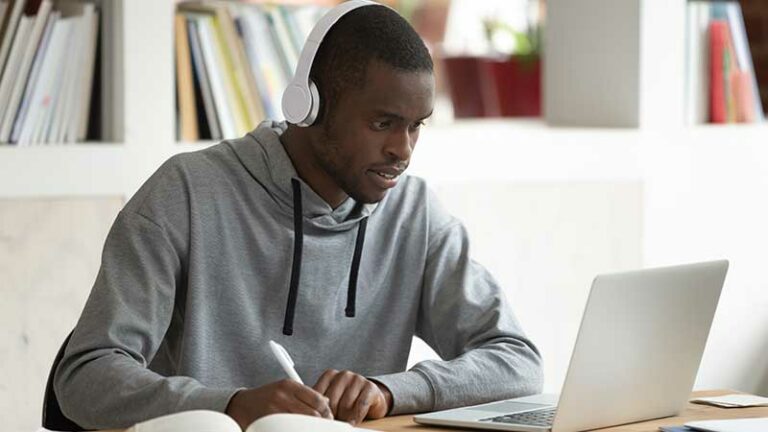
641, 129, 768, 395
405, 126, 768, 399
0, 198, 123, 432
407, 181, 644, 393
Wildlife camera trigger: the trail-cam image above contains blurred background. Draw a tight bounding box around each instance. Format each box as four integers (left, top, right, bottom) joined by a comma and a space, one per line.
1, 0, 767, 431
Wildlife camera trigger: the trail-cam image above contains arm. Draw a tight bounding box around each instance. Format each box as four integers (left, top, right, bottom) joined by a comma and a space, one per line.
371, 197, 543, 414
54, 210, 238, 429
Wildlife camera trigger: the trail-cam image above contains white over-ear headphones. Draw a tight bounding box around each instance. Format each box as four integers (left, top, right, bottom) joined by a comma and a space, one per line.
281, 0, 377, 127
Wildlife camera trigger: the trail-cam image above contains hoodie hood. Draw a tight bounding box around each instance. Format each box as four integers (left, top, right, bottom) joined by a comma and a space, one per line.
226, 121, 377, 335
227, 120, 379, 233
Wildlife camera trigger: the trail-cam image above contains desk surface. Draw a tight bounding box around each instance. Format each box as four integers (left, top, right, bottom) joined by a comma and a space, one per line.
105, 390, 767, 432
362, 390, 768, 432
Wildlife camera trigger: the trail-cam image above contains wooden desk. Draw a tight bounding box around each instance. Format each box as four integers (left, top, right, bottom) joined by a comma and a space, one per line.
105, 390, 766, 432
363, 390, 768, 432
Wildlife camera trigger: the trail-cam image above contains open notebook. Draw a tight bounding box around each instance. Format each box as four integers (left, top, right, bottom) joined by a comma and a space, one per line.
126, 410, 381, 432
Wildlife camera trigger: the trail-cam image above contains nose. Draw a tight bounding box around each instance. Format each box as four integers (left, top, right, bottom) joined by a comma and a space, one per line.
384, 128, 414, 162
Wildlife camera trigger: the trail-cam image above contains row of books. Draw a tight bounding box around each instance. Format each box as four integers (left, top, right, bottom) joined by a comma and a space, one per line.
0, 0, 99, 145
685, 0, 764, 125
175, 2, 328, 142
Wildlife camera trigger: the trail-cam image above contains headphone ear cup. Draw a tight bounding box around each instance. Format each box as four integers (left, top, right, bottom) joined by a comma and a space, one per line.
282, 84, 311, 125
304, 79, 321, 126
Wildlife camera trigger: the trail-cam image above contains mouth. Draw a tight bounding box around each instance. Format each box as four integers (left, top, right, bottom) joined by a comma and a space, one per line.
366, 167, 404, 189
371, 170, 398, 180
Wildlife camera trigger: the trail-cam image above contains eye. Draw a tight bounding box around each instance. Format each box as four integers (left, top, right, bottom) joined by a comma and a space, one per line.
410, 121, 425, 131
371, 120, 391, 131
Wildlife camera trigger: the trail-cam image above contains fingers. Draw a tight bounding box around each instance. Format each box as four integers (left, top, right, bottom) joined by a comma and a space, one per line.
351, 381, 382, 424
282, 379, 333, 419
313, 370, 384, 424
323, 370, 356, 416
294, 383, 333, 419
337, 376, 366, 422
313, 369, 337, 395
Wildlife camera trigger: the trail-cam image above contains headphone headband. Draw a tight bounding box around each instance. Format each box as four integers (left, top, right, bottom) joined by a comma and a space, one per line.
282, 0, 378, 126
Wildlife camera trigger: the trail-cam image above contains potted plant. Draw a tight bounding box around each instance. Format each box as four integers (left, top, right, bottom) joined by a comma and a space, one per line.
478, 15, 542, 117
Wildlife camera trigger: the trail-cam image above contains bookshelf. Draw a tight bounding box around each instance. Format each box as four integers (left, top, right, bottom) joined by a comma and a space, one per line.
3, 4, 768, 432
0, 0, 763, 201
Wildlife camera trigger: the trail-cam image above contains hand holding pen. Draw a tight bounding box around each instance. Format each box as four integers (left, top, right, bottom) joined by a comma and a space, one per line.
269, 340, 392, 425
224, 340, 332, 429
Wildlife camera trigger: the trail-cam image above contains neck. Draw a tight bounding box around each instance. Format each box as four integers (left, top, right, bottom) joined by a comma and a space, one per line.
280, 125, 348, 209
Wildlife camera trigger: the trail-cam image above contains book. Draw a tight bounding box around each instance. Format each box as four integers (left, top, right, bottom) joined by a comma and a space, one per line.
685, 1, 763, 124
47, 3, 88, 144
0, 0, 50, 143
280, 5, 305, 56
210, 13, 249, 136
125, 410, 379, 432
215, 4, 265, 129
733, 70, 753, 123
34, 15, 73, 144
231, 12, 273, 117
186, 16, 221, 140
179, 3, 264, 136
175, 12, 199, 142
48, 2, 82, 143
0, 1, 10, 44
16, 16, 71, 145
0, 0, 25, 79
690, 393, 768, 408
709, 19, 729, 124
685, 417, 768, 432
236, 5, 289, 119
684, 1, 710, 125
71, 3, 98, 142
9, 9, 54, 144
0, 13, 31, 131
192, 14, 236, 138
264, 4, 298, 81
175, 1, 327, 130
3, 2, 98, 145
724, 2, 763, 121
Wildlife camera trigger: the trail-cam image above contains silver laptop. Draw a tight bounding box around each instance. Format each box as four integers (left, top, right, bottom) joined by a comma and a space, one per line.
414, 260, 728, 432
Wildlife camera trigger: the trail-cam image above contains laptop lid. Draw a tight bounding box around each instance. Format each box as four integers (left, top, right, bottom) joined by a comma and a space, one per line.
551, 260, 728, 432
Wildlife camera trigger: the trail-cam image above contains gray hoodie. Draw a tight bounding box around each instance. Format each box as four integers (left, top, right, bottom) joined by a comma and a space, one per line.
55, 122, 543, 429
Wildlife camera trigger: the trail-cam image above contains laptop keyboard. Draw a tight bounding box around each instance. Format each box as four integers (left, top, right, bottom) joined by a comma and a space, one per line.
482, 407, 557, 427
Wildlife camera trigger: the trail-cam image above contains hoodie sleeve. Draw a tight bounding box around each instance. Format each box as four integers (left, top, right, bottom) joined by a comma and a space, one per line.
54, 210, 239, 429
371, 191, 544, 415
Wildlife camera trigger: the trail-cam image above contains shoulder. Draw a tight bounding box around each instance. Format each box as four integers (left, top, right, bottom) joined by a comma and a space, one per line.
379, 174, 459, 236
122, 142, 240, 224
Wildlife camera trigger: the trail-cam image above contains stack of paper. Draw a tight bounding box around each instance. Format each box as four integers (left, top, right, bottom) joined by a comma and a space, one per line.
690, 394, 768, 408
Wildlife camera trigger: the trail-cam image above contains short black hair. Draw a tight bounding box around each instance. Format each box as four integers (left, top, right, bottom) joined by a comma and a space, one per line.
309, 4, 433, 124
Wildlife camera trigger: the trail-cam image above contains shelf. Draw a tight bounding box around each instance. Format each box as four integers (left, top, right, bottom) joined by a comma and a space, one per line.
0, 144, 128, 198
155, 120, 768, 188
411, 119, 645, 183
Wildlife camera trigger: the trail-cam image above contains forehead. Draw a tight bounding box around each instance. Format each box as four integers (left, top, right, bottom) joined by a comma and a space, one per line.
349, 60, 435, 118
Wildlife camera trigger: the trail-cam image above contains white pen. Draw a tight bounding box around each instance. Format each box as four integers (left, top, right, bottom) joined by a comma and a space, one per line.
268, 340, 304, 384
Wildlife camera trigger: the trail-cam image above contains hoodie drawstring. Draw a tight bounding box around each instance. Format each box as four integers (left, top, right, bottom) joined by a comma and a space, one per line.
282, 178, 369, 336
346, 217, 368, 317
283, 179, 304, 336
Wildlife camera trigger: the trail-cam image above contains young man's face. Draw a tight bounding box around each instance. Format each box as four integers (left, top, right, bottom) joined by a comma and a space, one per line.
310, 60, 435, 204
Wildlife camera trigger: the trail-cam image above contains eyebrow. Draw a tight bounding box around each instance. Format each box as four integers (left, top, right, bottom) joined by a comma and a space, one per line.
373, 109, 434, 122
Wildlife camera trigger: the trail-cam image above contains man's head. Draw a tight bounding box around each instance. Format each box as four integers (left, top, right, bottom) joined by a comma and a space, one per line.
283, 4, 435, 207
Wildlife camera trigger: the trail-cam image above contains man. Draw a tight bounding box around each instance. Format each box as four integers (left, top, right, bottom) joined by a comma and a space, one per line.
55, 3, 543, 430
